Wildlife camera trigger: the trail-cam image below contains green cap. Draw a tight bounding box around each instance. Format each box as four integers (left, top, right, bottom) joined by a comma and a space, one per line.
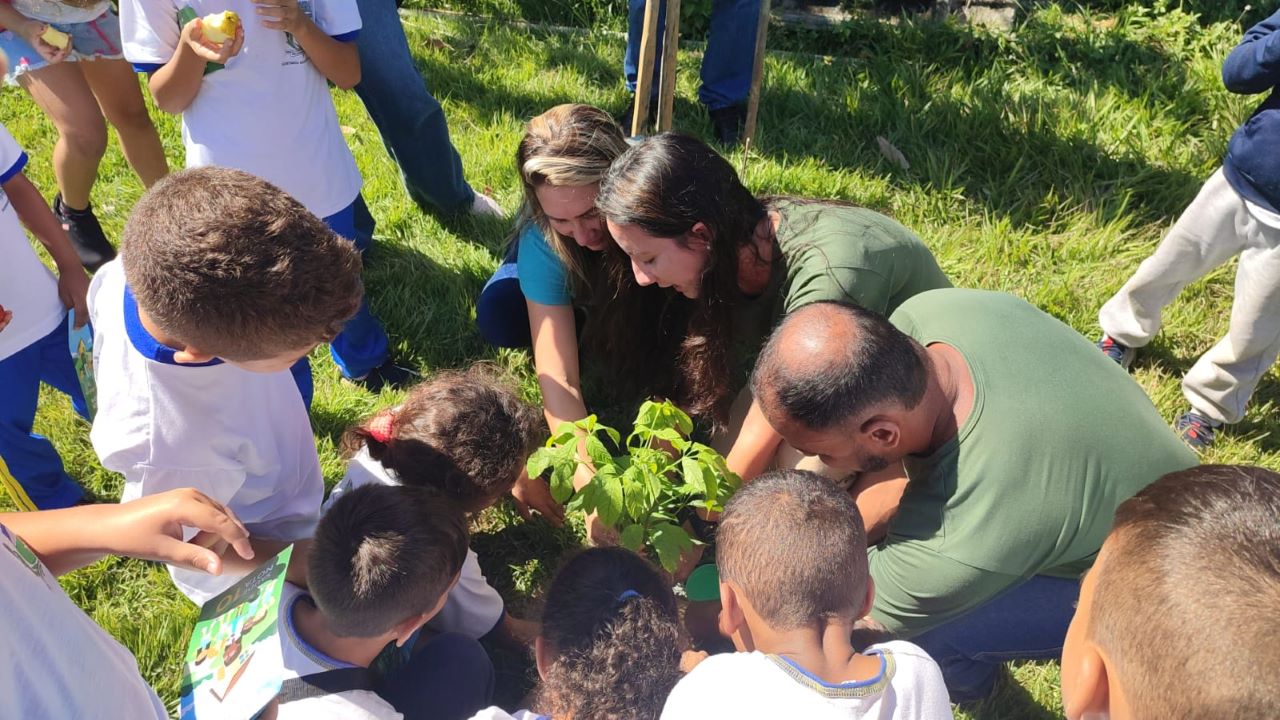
684, 563, 721, 603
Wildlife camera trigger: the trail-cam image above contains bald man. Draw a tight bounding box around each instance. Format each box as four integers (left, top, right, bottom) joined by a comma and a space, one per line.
749, 290, 1196, 703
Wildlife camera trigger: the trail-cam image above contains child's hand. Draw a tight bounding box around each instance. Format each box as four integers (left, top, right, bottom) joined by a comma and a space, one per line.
510, 467, 566, 526
101, 488, 254, 575
680, 650, 709, 673
0, 305, 10, 333
252, 0, 310, 36
18, 20, 71, 63
56, 263, 90, 328
182, 16, 244, 64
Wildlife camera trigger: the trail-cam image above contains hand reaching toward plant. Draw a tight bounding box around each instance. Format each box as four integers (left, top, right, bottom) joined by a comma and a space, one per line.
510, 467, 565, 526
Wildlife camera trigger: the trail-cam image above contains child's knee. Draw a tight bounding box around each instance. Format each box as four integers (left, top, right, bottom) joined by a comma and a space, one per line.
60, 120, 108, 159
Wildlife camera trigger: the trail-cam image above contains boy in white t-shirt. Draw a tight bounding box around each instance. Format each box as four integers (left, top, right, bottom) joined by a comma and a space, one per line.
88, 167, 363, 604
0, 119, 92, 511
276, 483, 494, 720
661, 470, 953, 720
118, 0, 404, 390
323, 365, 542, 643
0, 487, 254, 718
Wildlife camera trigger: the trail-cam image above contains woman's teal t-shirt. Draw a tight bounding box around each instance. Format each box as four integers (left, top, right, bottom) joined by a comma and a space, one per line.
515, 223, 573, 306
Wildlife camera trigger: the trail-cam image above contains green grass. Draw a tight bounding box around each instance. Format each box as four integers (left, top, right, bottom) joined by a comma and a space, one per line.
5, 1, 1278, 717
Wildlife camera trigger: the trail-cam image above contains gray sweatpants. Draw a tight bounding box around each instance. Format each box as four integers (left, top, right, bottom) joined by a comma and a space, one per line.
1099, 168, 1280, 425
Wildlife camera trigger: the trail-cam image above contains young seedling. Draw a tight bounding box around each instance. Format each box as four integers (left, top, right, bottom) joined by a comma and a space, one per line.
526, 400, 740, 572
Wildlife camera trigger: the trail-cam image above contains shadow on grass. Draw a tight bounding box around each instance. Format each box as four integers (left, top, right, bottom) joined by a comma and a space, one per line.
963, 664, 1064, 720
412, 11, 1214, 232
363, 234, 498, 371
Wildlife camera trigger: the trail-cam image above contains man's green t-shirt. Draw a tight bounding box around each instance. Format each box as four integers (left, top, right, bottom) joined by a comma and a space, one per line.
871, 289, 1197, 638
732, 200, 951, 376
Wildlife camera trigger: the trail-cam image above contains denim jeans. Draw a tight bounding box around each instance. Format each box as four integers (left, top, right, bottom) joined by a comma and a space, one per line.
625, 0, 761, 110
324, 203, 390, 380
476, 242, 532, 348
909, 574, 1080, 704
351, 0, 475, 233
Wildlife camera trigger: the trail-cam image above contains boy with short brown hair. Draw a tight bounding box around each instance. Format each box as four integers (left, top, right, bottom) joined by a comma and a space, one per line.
89, 166, 362, 604
1061, 464, 1280, 720
661, 470, 951, 719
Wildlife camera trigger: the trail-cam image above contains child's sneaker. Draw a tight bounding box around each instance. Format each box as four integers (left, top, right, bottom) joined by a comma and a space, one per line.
1097, 334, 1136, 369
469, 191, 503, 218
54, 194, 116, 272
349, 359, 417, 393
1175, 411, 1218, 451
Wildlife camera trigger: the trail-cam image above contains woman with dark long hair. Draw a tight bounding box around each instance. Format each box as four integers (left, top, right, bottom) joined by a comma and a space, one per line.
595, 132, 951, 482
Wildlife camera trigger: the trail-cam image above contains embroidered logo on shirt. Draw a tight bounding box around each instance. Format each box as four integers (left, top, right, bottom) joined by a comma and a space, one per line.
3, 533, 46, 580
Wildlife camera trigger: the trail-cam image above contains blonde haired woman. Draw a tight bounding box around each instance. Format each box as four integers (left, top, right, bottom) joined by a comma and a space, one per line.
477, 104, 654, 532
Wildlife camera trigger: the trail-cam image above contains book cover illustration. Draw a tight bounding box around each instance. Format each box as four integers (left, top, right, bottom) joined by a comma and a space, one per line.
67, 309, 96, 420
179, 545, 292, 720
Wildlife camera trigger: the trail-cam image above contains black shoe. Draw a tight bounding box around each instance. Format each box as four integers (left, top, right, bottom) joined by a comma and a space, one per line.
709, 104, 748, 147
54, 194, 116, 272
348, 359, 417, 393
617, 96, 658, 136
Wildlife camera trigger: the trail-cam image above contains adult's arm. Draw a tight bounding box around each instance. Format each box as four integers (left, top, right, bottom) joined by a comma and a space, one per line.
528, 300, 596, 489
0, 488, 253, 577
1223, 10, 1280, 95
868, 539, 1024, 638
724, 398, 785, 483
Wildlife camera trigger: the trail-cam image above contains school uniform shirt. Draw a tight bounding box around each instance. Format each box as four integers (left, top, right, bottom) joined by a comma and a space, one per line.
468, 708, 545, 720
277, 582, 403, 720
0, 523, 168, 719
324, 446, 507, 638
87, 260, 324, 605
118, 0, 361, 218
660, 642, 952, 720
0, 123, 64, 364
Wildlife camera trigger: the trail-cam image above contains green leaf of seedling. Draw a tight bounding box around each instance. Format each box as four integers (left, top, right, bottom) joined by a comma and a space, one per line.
649, 522, 695, 573
585, 434, 614, 468
623, 466, 651, 521
619, 523, 645, 552
635, 400, 661, 432
574, 414, 598, 435
525, 447, 555, 480
550, 462, 576, 504
550, 421, 578, 446
680, 456, 706, 495
593, 474, 624, 527
599, 424, 622, 448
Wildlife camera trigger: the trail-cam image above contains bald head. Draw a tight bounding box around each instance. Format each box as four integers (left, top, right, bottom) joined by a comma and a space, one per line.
751, 302, 928, 430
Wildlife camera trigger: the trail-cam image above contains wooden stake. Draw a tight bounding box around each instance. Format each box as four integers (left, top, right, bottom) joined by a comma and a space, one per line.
742, 0, 771, 146
656, 0, 681, 132
632, 0, 663, 137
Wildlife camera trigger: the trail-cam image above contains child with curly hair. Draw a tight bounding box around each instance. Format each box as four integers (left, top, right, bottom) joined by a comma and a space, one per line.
324, 364, 543, 644
469, 546, 690, 720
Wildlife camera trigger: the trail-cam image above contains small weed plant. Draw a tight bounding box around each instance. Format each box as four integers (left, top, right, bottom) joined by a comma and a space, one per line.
526, 400, 740, 572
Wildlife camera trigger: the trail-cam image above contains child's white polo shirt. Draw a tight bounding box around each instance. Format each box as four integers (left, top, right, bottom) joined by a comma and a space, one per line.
0, 122, 64, 363
661, 641, 953, 720
325, 447, 507, 639
277, 582, 402, 719
87, 260, 324, 604
118, 0, 362, 218
0, 523, 168, 718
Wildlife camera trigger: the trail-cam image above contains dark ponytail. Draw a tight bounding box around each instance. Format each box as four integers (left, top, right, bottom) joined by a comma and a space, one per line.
536, 548, 684, 720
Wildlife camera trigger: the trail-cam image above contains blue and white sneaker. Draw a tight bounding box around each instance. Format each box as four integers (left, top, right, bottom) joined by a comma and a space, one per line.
1097, 334, 1136, 369
1175, 411, 1218, 451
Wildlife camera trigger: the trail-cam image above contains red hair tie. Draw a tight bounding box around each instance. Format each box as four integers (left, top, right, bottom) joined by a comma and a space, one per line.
367, 412, 396, 444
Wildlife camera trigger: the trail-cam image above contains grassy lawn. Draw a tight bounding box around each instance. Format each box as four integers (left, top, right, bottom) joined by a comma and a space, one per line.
5, 1, 1276, 717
